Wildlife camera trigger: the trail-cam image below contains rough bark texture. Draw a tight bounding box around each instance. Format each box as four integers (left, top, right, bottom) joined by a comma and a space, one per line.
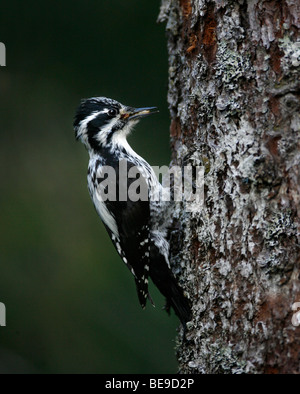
159, 0, 300, 373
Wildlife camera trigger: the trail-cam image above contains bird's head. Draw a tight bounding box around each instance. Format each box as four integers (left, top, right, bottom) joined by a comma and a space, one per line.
73, 97, 158, 152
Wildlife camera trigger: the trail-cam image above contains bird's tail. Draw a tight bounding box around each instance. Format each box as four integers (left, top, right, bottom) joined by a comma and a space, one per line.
149, 256, 192, 325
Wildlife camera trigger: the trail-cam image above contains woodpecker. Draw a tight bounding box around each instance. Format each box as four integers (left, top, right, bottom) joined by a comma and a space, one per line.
73, 96, 191, 324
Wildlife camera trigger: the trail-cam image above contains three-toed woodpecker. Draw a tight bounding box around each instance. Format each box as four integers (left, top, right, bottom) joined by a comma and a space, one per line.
74, 97, 191, 324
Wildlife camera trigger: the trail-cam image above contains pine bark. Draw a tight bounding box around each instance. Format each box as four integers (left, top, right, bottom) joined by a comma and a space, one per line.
159, 0, 300, 373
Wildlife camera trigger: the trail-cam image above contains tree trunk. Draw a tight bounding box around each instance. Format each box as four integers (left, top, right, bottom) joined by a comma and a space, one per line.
159, 0, 300, 373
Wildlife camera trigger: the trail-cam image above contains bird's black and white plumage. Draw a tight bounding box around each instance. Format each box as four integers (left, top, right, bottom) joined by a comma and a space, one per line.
74, 96, 191, 324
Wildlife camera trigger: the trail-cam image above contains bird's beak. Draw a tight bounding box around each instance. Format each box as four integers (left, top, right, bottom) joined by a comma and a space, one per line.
122, 106, 159, 120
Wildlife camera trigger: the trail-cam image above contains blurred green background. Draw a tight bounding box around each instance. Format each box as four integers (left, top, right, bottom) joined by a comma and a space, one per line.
0, 0, 178, 373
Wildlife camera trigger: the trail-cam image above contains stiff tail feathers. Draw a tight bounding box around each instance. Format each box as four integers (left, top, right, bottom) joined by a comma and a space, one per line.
149, 256, 192, 325
165, 275, 191, 325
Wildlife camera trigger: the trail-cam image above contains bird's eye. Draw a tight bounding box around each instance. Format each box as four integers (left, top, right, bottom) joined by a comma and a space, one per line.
108, 108, 118, 117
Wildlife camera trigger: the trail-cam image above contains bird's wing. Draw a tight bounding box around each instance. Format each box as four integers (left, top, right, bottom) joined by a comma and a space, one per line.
95, 160, 153, 308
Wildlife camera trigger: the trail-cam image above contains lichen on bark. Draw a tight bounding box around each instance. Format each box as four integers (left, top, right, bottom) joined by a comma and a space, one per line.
159, 0, 300, 373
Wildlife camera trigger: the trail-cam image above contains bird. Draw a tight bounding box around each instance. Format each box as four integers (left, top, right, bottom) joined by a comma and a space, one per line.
73, 96, 191, 324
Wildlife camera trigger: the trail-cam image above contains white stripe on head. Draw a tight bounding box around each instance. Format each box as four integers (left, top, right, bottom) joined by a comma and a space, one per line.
77, 110, 104, 143
95, 116, 120, 146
